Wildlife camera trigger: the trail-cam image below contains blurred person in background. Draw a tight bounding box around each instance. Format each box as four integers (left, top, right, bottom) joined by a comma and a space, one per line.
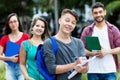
0, 13, 29, 80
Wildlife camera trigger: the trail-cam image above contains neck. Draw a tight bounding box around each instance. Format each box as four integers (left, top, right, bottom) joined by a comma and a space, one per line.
95, 20, 106, 29
9, 30, 22, 42
11, 30, 21, 35
32, 35, 43, 41
55, 31, 71, 43
31, 35, 43, 45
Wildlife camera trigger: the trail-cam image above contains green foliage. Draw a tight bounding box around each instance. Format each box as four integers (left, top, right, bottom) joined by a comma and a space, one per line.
106, 1, 120, 18
39, 0, 54, 13
0, 0, 34, 21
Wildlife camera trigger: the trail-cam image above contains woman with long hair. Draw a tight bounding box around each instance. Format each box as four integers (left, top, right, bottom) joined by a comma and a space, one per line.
0, 13, 29, 80
20, 17, 50, 80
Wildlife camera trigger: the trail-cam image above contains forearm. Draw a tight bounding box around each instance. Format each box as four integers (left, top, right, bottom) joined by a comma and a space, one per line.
20, 64, 29, 79
0, 55, 13, 61
56, 62, 76, 74
85, 49, 94, 56
107, 47, 120, 54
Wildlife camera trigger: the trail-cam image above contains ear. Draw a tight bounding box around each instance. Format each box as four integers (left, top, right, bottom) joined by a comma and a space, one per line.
92, 11, 94, 17
30, 28, 34, 34
58, 18, 61, 24
104, 9, 106, 16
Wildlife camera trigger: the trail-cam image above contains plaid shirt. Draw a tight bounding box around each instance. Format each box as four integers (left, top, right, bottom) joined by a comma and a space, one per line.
81, 21, 120, 69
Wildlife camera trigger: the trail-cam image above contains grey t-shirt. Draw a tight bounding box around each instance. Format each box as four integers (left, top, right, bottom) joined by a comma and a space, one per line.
43, 37, 86, 80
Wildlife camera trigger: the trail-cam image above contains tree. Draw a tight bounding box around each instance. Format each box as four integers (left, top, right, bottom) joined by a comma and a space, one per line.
105, 1, 120, 29
0, 0, 34, 21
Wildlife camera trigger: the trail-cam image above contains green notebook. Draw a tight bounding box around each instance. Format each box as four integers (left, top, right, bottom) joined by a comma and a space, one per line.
85, 36, 101, 51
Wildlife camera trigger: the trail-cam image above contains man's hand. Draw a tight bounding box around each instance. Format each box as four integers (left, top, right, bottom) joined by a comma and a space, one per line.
74, 57, 88, 73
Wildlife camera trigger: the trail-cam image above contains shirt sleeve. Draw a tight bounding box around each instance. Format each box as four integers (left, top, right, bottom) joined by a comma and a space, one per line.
112, 26, 120, 47
22, 40, 30, 52
43, 38, 57, 74
0, 35, 9, 52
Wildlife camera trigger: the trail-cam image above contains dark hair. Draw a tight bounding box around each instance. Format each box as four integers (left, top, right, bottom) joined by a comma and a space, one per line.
29, 17, 50, 40
61, 9, 79, 21
92, 2, 105, 12
3, 13, 23, 35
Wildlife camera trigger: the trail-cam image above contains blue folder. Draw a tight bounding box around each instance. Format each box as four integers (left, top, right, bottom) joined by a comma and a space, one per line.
5, 40, 20, 66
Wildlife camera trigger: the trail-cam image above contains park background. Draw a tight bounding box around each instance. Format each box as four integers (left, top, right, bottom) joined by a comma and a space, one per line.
0, 0, 120, 80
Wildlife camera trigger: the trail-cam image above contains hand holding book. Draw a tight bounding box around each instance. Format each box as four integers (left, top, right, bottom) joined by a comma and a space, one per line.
10, 54, 19, 63
68, 56, 96, 79
5, 40, 20, 66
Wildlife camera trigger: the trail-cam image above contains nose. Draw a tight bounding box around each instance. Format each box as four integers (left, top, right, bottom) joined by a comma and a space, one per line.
66, 21, 72, 26
97, 12, 101, 16
38, 26, 44, 31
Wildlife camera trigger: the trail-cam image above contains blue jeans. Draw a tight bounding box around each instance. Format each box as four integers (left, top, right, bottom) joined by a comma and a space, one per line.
6, 63, 24, 80
87, 73, 116, 80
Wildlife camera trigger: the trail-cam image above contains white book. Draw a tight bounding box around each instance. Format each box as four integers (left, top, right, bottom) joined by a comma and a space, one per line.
68, 56, 96, 79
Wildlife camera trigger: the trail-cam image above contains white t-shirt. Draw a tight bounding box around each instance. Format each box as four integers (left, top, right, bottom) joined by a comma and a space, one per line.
88, 26, 116, 73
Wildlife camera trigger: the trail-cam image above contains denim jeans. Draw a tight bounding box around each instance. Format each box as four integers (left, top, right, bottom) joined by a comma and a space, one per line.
87, 73, 116, 80
6, 63, 24, 80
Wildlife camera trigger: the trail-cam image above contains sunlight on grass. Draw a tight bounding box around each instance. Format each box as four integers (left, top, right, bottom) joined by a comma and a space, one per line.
117, 70, 120, 80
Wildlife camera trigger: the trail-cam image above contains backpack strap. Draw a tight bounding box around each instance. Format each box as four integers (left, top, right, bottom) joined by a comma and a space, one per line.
49, 36, 58, 55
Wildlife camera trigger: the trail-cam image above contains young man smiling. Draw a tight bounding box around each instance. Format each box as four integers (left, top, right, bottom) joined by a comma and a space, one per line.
81, 2, 120, 80
43, 9, 88, 80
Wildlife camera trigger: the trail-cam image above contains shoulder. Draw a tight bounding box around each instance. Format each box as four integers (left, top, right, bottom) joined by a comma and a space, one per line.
107, 21, 120, 32
0, 35, 9, 47
22, 40, 31, 50
22, 33, 29, 39
44, 37, 52, 45
71, 37, 83, 44
43, 37, 57, 48
22, 40, 29, 45
71, 37, 84, 49
1, 35, 9, 40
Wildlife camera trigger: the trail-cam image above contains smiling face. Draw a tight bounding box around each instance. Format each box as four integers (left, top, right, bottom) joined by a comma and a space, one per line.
92, 7, 106, 23
32, 19, 45, 36
59, 13, 77, 34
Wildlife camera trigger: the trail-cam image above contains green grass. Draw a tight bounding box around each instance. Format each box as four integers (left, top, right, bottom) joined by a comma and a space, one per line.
0, 61, 5, 80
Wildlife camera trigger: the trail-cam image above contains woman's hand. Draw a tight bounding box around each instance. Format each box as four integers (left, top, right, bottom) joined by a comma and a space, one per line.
10, 55, 18, 62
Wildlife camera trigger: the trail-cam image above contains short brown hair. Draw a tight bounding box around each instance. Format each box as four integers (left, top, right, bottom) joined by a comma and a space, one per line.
61, 9, 79, 21
92, 2, 105, 12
